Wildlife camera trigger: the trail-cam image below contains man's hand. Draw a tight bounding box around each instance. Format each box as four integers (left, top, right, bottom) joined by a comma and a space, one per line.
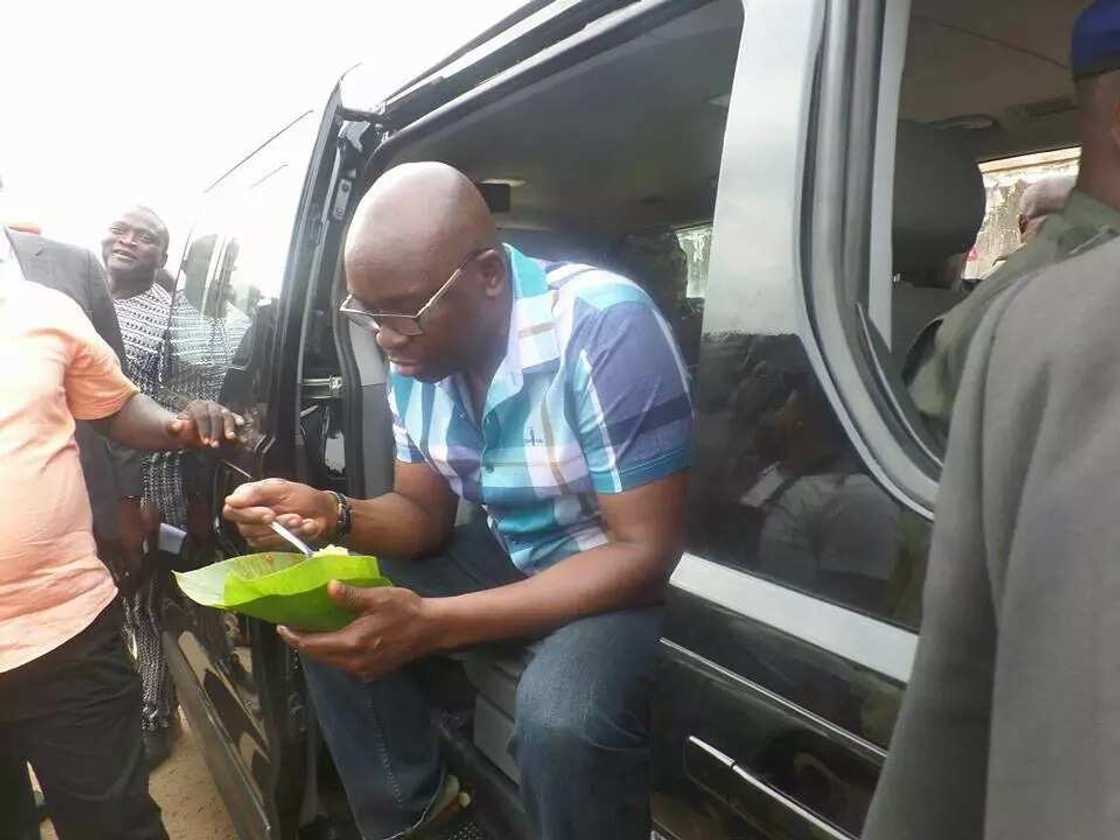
223, 478, 338, 549
277, 583, 442, 681
168, 400, 246, 449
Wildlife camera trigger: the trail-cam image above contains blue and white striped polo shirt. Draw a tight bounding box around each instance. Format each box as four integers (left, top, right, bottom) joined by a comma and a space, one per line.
388, 245, 693, 573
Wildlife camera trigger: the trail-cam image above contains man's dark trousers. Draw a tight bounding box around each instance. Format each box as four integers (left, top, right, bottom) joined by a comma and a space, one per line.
0, 602, 167, 840
301, 518, 662, 840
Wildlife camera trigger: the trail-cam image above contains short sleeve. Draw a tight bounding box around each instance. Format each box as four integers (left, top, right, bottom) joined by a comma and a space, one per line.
60, 296, 139, 420
387, 379, 425, 464
569, 292, 694, 493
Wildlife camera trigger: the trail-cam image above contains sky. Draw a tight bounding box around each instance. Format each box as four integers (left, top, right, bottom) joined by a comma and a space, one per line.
0, 0, 524, 257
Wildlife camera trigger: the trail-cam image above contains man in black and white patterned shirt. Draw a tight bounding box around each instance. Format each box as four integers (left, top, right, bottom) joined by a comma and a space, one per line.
104, 208, 255, 768
102, 207, 179, 768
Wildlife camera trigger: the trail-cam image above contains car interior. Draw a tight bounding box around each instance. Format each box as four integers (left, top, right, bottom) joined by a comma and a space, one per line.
319, 0, 1088, 815
887, 0, 1084, 372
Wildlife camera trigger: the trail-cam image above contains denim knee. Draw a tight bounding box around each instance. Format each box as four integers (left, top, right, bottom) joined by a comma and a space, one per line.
509, 642, 650, 770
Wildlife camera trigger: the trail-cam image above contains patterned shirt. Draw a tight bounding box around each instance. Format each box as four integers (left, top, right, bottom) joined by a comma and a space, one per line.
162, 290, 252, 408
114, 285, 252, 526
113, 284, 181, 519
389, 245, 693, 573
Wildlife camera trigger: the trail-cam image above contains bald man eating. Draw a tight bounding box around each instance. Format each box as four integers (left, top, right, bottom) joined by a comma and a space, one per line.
224, 162, 693, 839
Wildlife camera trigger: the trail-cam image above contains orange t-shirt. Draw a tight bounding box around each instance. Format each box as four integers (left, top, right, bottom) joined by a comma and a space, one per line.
0, 279, 139, 671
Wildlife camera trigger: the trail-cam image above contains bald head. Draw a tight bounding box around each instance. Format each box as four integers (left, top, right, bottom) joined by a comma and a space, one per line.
345, 162, 497, 297
344, 162, 509, 381
1018, 175, 1075, 242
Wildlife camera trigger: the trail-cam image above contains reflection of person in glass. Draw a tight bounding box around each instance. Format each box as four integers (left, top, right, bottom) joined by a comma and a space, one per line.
742, 374, 899, 612
165, 237, 253, 415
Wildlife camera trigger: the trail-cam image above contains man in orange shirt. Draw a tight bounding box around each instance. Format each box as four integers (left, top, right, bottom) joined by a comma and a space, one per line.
0, 242, 241, 839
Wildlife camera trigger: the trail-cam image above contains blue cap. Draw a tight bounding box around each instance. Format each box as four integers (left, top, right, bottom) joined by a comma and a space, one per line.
1072, 1, 1120, 79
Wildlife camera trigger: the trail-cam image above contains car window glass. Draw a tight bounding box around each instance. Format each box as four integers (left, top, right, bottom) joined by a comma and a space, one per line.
860, 1, 1083, 457
164, 156, 306, 433
965, 148, 1080, 281
686, 328, 928, 627
676, 223, 712, 300
886, 145, 1081, 450
163, 114, 315, 727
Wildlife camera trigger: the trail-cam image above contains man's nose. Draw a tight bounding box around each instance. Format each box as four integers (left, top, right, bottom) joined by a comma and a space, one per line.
375, 324, 410, 351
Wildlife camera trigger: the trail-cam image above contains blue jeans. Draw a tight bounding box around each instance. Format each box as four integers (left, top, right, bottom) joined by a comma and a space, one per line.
302, 519, 661, 840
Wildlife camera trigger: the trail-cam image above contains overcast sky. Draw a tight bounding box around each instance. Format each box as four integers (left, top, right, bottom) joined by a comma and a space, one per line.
0, 0, 523, 256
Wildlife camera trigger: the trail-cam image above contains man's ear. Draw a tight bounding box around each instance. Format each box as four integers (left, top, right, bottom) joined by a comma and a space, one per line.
479, 249, 507, 299
1109, 89, 1120, 151
1017, 214, 1028, 236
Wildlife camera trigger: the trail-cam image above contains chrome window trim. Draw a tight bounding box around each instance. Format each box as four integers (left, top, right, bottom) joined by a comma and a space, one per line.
687, 736, 857, 839
671, 554, 917, 683
663, 638, 888, 763
866, 0, 911, 345
801, 0, 940, 515
727, 751, 856, 840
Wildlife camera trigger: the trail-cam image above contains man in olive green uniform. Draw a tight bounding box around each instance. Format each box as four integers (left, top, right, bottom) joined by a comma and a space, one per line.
907, 71, 1120, 441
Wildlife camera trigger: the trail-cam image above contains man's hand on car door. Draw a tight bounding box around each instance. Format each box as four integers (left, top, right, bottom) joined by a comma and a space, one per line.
169, 399, 246, 449
276, 582, 443, 682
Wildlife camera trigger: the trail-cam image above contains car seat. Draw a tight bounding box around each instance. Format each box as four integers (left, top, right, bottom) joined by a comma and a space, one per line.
890, 120, 985, 364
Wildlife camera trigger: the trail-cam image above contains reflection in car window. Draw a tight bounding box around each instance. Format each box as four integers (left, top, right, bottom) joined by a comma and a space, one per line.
164, 114, 317, 738
164, 238, 252, 407
165, 147, 308, 436
686, 332, 929, 627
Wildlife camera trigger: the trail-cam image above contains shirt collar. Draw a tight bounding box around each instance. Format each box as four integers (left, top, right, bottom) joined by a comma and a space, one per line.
1062, 188, 1120, 231
507, 244, 562, 366
437, 244, 562, 415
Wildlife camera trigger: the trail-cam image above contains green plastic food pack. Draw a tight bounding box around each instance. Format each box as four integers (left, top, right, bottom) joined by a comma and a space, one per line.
173, 548, 391, 632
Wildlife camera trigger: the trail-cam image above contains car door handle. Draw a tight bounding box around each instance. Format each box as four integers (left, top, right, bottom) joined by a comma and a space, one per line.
686, 736, 856, 840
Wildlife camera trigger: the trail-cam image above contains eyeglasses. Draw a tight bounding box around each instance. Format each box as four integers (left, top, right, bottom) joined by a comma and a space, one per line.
339, 247, 494, 337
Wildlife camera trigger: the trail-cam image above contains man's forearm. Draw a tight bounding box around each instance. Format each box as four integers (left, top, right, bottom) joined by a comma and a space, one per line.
344, 492, 452, 559
426, 542, 673, 651
104, 394, 182, 451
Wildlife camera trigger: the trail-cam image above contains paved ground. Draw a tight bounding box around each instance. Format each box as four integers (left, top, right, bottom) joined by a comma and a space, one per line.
41, 712, 238, 840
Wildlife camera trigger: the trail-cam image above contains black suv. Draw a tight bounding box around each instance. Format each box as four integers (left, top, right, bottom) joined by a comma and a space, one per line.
158, 0, 1080, 837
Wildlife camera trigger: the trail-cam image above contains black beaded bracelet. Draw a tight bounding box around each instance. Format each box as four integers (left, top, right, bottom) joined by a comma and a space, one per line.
328, 490, 353, 541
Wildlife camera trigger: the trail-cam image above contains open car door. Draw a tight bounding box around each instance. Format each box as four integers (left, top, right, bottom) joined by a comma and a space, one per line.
159, 98, 350, 840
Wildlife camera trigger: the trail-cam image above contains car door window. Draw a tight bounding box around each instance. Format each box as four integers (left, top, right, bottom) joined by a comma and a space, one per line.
166, 178, 297, 433
163, 115, 316, 755
686, 330, 927, 629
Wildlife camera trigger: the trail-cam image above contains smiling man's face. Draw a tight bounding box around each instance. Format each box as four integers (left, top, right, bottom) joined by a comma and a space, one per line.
102, 208, 167, 284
